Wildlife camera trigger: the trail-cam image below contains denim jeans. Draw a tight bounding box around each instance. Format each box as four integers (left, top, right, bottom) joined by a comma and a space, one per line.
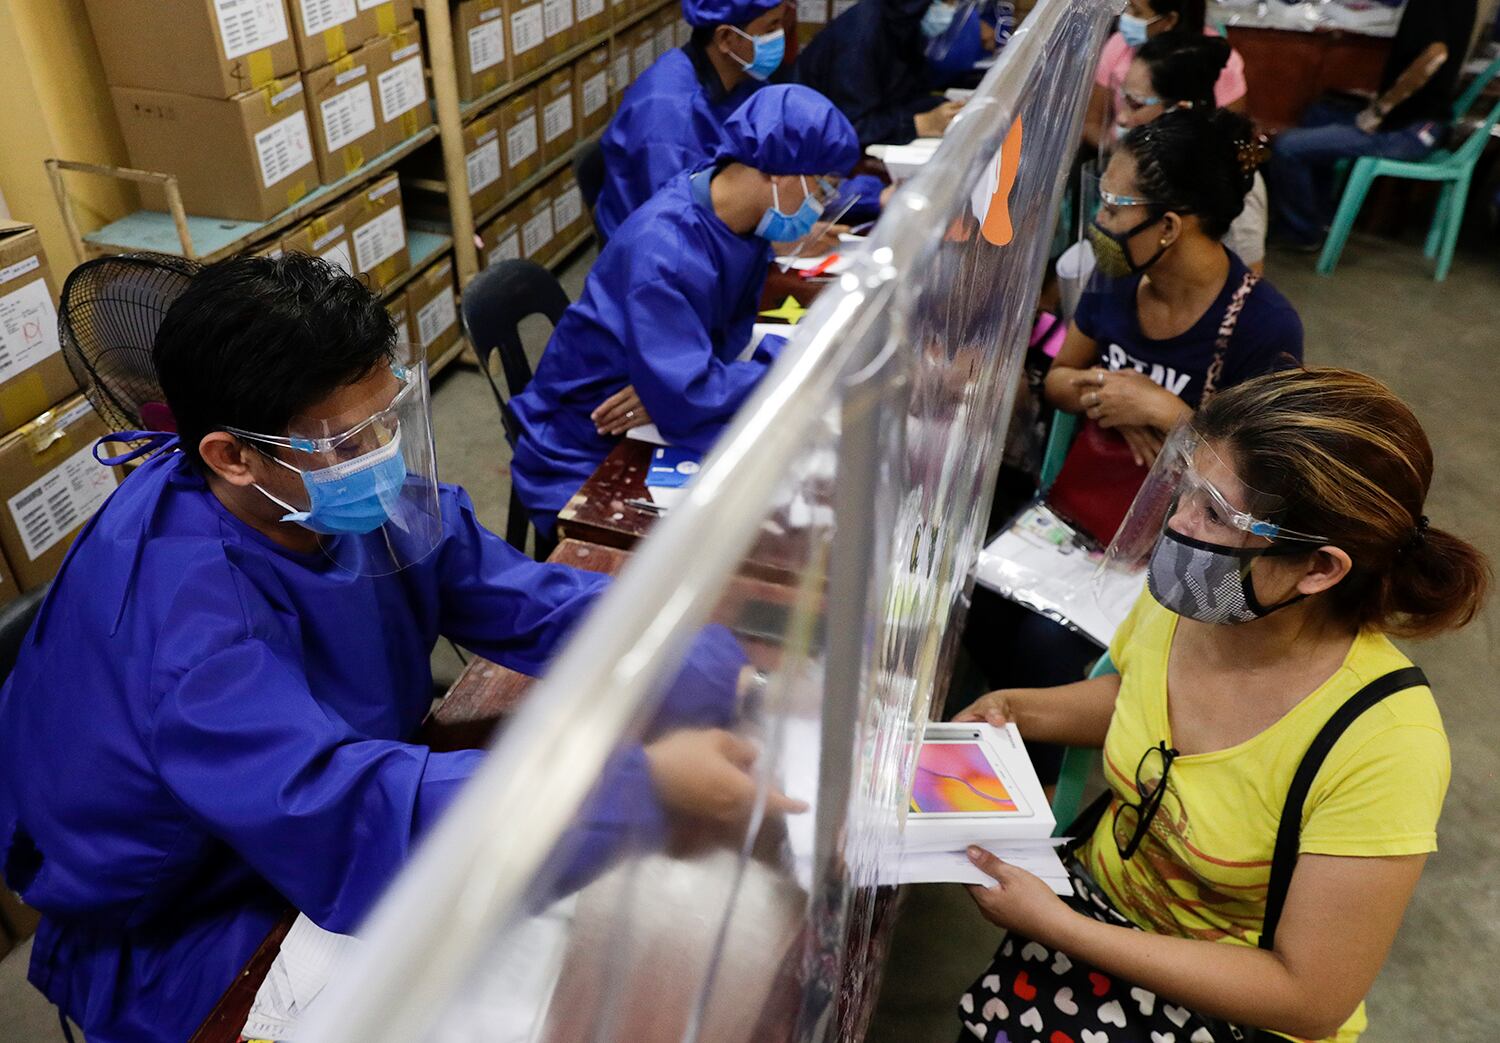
1266, 100, 1436, 244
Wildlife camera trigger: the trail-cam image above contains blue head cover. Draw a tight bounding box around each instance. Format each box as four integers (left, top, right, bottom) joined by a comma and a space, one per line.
681, 0, 783, 27
714, 84, 861, 175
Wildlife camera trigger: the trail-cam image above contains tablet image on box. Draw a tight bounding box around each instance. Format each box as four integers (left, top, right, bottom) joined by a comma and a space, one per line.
910, 738, 1030, 817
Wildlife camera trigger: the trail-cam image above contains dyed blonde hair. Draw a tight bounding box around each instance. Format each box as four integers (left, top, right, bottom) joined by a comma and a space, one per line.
1196, 367, 1490, 638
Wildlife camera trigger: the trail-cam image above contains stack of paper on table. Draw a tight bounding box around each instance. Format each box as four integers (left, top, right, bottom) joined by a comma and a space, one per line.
866, 139, 942, 180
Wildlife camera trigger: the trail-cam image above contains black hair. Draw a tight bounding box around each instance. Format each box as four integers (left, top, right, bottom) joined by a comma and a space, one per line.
153, 252, 396, 470
1121, 107, 1263, 240
1143, 0, 1205, 34
1134, 31, 1231, 110
690, 24, 716, 48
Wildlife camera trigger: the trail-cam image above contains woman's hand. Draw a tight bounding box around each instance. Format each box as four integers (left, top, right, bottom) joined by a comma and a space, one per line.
644, 728, 808, 828
965, 846, 1076, 941
591, 385, 652, 436
1072, 368, 1184, 431
952, 689, 1019, 729
1117, 424, 1165, 467
914, 100, 964, 138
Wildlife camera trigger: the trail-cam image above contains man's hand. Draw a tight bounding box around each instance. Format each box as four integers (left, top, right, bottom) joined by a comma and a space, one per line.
965, 847, 1076, 941
914, 100, 964, 139
645, 728, 808, 828
591, 385, 652, 436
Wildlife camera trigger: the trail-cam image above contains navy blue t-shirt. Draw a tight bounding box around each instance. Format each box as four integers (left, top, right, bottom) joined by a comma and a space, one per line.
1074, 251, 1304, 410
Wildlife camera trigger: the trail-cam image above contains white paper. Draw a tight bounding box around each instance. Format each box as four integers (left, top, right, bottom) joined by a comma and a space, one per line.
378, 56, 427, 121
867, 140, 939, 180
417, 289, 457, 348
320, 239, 353, 275
466, 139, 502, 194
775, 251, 853, 274
610, 52, 630, 93
945, 87, 975, 102
505, 115, 538, 167
254, 111, 314, 188
552, 185, 583, 231
215, 0, 290, 59
468, 20, 506, 74
522, 207, 554, 258
796, 0, 828, 24
8, 442, 116, 562
0, 280, 61, 383
543, 0, 573, 38
511, 5, 545, 55
298, 0, 355, 36
897, 849, 1072, 894
487, 229, 521, 266
320, 81, 376, 152
542, 96, 573, 143
625, 423, 666, 445
242, 915, 361, 1040
581, 71, 608, 117
575, 0, 606, 21
352, 206, 405, 271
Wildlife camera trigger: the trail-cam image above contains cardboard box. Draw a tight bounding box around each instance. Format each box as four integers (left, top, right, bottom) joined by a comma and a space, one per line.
404, 258, 461, 367
538, 70, 577, 166
456, 0, 510, 102
386, 294, 411, 352
628, 22, 656, 82
0, 224, 78, 439
574, 0, 609, 44
111, 80, 320, 221
796, 0, 829, 44
607, 0, 632, 28
608, 37, 630, 102
541, 0, 577, 59
574, 47, 611, 139
507, 0, 548, 79
479, 208, 523, 268
500, 90, 542, 189
83, 0, 298, 98
287, 0, 413, 70
462, 110, 508, 221
281, 204, 356, 274
0, 398, 121, 592
305, 41, 384, 182
519, 186, 557, 266
652, 10, 675, 61
368, 21, 433, 150
674, 16, 690, 48
550, 170, 587, 245
345, 173, 410, 291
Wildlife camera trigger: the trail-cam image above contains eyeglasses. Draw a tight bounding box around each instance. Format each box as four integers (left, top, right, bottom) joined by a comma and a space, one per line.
227, 365, 417, 460
1112, 741, 1178, 860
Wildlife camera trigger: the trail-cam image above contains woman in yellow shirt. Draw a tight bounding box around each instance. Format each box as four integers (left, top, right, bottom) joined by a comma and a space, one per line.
952, 367, 1489, 1043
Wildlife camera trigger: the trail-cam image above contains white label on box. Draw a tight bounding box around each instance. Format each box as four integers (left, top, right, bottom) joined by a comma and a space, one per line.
215, 0, 290, 59
358, 0, 393, 9
299, 0, 356, 36
610, 52, 629, 92
334, 64, 367, 87
321, 239, 354, 274
468, 21, 506, 74
466, 139, 502, 194
797, 0, 828, 23
506, 115, 538, 167
553, 184, 583, 231
417, 290, 458, 348
320, 81, 377, 152
543, 0, 573, 38
581, 71, 608, 117
511, 6, 545, 55
0, 280, 61, 384
575, 0, 605, 21
654, 26, 673, 57
7, 443, 117, 563
523, 208, 554, 258
632, 42, 654, 78
353, 206, 406, 271
378, 56, 427, 120
369, 176, 400, 200
0, 256, 40, 286
311, 223, 346, 251
254, 111, 314, 188
488, 229, 521, 266
543, 96, 573, 142
392, 42, 421, 62
270, 80, 305, 108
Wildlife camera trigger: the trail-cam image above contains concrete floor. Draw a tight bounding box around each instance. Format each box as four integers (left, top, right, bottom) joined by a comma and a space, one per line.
1, 233, 1495, 1040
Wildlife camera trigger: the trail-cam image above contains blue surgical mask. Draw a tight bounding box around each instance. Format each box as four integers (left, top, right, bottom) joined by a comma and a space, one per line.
1118, 11, 1158, 48
256, 432, 408, 536
921, 1, 957, 39
755, 177, 825, 241
730, 26, 785, 81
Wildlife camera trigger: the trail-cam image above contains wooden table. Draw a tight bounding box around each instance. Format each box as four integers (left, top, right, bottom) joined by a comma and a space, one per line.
1226, 26, 1390, 134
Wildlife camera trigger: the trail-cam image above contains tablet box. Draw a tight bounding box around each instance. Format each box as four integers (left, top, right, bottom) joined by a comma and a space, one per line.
0, 224, 78, 440
549, 170, 587, 245
368, 21, 432, 149
542, 0, 577, 59
507, 0, 548, 79
83, 0, 298, 98
674, 15, 690, 47
901, 723, 1056, 849
574, 47, 611, 138
608, 38, 630, 102
405, 257, 461, 367
538, 70, 577, 166
574, 0, 609, 44
0, 397, 122, 592
305, 40, 384, 182
519, 187, 557, 266
462, 110, 508, 220
281, 205, 356, 275
346, 173, 410, 291
500, 90, 542, 189
628, 22, 655, 82
479, 208, 523, 268
288, 0, 413, 70
110, 79, 320, 221
456, 0, 510, 102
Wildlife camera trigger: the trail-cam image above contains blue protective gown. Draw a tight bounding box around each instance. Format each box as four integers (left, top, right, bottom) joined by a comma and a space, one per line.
510, 170, 783, 533
0, 448, 743, 1042
593, 44, 759, 241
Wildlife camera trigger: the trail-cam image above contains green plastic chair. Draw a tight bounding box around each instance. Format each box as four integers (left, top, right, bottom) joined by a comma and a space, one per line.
1038, 409, 1079, 493
1050, 652, 1115, 834
1318, 71, 1500, 281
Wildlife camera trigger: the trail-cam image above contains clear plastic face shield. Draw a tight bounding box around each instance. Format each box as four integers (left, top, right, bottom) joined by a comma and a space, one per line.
226, 341, 442, 577
769, 175, 857, 272
1099, 424, 1328, 625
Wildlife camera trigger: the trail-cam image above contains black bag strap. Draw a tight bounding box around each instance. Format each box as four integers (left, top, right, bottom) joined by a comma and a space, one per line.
1259, 665, 1429, 951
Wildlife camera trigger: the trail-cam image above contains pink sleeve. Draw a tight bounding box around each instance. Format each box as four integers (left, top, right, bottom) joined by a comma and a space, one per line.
1095, 32, 1128, 90
1214, 46, 1248, 107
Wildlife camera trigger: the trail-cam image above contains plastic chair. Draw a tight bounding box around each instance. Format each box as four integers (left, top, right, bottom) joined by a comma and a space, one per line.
1318, 91, 1500, 281
1037, 409, 1079, 493
571, 138, 608, 246
0, 584, 47, 688
1050, 651, 1115, 834
460, 260, 571, 559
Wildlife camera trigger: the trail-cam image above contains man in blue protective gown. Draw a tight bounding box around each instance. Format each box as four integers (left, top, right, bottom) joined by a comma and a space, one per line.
592, 0, 787, 240
0, 255, 793, 1042
509, 84, 859, 538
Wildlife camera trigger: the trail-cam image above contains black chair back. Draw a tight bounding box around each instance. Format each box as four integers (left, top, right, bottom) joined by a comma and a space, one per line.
572, 139, 608, 246
0, 584, 49, 686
